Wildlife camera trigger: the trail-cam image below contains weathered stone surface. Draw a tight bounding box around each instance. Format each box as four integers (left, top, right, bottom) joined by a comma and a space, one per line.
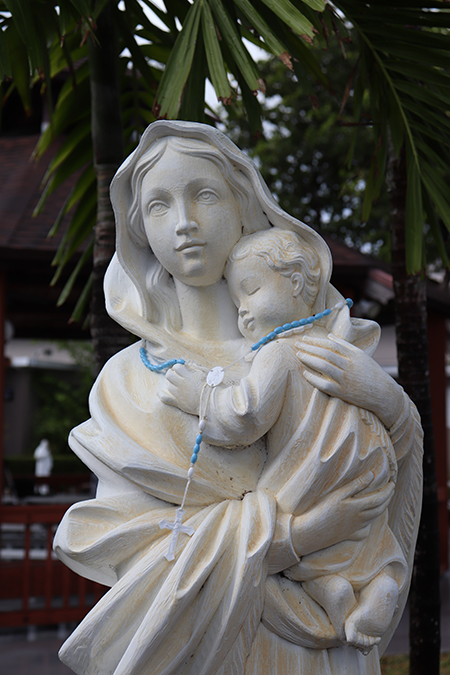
54, 121, 423, 675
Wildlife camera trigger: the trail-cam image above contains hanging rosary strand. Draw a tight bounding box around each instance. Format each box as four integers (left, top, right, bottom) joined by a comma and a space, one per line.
141, 298, 353, 561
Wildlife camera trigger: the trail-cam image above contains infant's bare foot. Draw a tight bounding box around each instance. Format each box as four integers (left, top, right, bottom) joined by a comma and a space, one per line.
303, 575, 356, 642
345, 621, 381, 654
344, 572, 399, 653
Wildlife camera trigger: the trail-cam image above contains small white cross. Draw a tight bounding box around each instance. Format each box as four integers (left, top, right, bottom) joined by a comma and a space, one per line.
159, 507, 195, 561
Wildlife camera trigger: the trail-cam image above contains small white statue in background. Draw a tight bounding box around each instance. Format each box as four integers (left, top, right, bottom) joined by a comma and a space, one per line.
34, 439, 53, 495
54, 121, 423, 675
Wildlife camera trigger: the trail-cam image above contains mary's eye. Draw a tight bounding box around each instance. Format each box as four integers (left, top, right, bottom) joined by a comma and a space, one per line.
148, 201, 168, 215
248, 287, 260, 296
196, 189, 218, 204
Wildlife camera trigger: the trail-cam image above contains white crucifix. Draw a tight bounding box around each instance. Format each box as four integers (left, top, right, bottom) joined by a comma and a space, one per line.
159, 507, 195, 561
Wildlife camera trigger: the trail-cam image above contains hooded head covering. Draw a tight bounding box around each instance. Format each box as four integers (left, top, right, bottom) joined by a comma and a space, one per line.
105, 120, 379, 353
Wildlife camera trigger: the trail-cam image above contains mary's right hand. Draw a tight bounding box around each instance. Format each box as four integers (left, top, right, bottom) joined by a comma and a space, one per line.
291, 471, 395, 558
296, 334, 404, 429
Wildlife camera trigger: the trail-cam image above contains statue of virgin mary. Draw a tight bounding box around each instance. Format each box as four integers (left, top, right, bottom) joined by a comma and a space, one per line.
54, 121, 422, 675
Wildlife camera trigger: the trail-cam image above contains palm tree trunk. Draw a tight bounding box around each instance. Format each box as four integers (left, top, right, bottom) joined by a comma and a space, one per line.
88, 1, 130, 375
387, 144, 441, 675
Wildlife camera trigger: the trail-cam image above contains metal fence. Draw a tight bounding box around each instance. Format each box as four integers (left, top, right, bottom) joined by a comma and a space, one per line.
0, 504, 106, 627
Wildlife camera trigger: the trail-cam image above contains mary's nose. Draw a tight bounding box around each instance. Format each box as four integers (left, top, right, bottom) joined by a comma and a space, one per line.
175, 201, 198, 234
238, 306, 248, 317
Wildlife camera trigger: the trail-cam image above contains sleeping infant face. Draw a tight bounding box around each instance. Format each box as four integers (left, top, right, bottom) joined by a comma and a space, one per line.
227, 256, 305, 341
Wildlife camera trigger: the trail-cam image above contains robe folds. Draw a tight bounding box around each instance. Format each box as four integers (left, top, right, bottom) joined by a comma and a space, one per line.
54, 341, 423, 675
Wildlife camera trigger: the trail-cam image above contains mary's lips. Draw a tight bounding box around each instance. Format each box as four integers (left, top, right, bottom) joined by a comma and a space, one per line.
176, 240, 206, 252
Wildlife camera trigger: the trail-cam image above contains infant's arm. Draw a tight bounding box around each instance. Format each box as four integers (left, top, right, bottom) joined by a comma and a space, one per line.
203, 342, 290, 447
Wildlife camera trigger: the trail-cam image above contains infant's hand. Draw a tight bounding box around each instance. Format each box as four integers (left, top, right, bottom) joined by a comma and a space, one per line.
158, 364, 206, 415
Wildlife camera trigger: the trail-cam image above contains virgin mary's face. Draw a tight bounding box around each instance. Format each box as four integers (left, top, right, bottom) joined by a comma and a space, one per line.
141, 148, 242, 286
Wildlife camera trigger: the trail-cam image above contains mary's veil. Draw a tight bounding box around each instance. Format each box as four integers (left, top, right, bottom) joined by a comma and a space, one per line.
105, 120, 379, 355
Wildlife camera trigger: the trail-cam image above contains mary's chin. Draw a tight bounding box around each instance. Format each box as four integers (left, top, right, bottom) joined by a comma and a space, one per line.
177, 260, 226, 287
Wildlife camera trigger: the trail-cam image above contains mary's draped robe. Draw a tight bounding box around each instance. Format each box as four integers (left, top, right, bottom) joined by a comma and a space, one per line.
54, 333, 422, 675
54, 120, 423, 675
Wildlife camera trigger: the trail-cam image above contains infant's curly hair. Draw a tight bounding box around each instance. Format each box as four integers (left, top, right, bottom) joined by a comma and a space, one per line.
226, 228, 321, 308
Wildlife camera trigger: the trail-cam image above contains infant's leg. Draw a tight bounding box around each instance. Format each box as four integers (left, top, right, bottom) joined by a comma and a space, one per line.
303, 575, 357, 641
345, 569, 399, 654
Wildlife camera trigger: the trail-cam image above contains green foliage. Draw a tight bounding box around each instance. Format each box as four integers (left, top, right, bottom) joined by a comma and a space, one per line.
225, 2, 450, 271
2, 0, 450, 290
154, 0, 326, 119
28, 342, 95, 456
0, 0, 170, 320
226, 46, 392, 259
0, 1, 368, 316
332, 1, 450, 272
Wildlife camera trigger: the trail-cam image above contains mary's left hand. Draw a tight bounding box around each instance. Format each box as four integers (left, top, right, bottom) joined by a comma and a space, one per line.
296, 334, 404, 429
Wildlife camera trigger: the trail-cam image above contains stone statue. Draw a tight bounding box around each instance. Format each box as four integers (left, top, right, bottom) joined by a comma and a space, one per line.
34, 438, 53, 495
54, 121, 423, 675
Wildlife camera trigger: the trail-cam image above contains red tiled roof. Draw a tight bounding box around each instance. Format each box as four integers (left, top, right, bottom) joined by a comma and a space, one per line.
0, 135, 89, 338
0, 135, 76, 257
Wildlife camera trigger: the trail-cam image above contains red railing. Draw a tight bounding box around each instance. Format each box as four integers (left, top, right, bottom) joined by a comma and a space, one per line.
0, 504, 107, 627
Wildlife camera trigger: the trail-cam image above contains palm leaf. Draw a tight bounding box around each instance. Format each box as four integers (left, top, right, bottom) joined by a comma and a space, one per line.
233, 0, 287, 57
3, 0, 43, 72
178, 28, 207, 121
335, 0, 450, 272
153, 0, 202, 117
56, 237, 94, 306
0, 19, 11, 77
202, 1, 232, 103
259, 0, 316, 39
210, 0, 262, 93
70, 272, 93, 323
405, 141, 424, 272
66, 0, 93, 21
5, 22, 31, 112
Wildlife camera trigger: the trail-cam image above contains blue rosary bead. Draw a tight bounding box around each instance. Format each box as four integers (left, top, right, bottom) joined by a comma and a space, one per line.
140, 346, 186, 373
250, 301, 351, 352
141, 298, 352, 488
